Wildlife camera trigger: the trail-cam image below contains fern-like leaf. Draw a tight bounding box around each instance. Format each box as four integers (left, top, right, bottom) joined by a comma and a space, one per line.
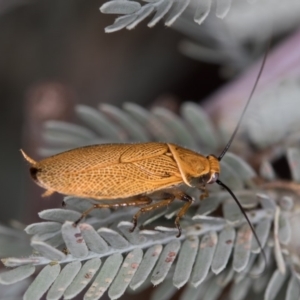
99, 0, 239, 32
2, 102, 300, 300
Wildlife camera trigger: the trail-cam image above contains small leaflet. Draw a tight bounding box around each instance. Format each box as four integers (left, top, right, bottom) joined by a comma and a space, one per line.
217, 267, 234, 287
257, 193, 276, 211
64, 197, 111, 219
195, 195, 223, 216
250, 249, 268, 276
221, 153, 256, 183
117, 221, 146, 245
259, 160, 276, 181
47, 261, 81, 300
229, 277, 251, 300
194, 0, 211, 25
75, 105, 123, 140
1, 257, 41, 267
45, 232, 64, 248
31, 241, 66, 261
181, 102, 218, 151
152, 107, 197, 149
191, 232, 217, 287
251, 218, 271, 253
220, 160, 244, 190
215, 0, 232, 19
286, 275, 300, 300
106, 15, 138, 33
151, 240, 181, 285
234, 254, 256, 284
84, 253, 123, 300
39, 209, 82, 223
233, 224, 252, 273
202, 274, 223, 300
192, 215, 226, 226
222, 199, 243, 224
0, 265, 35, 285
32, 231, 60, 243
253, 271, 272, 294
24, 264, 61, 300
233, 192, 258, 209
64, 258, 101, 299
148, 0, 172, 27
150, 278, 177, 300
108, 248, 143, 299
25, 222, 62, 235
179, 279, 211, 300
173, 236, 199, 288
98, 228, 129, 249
287, 147, 300, 182
165, 0, 190, 27
211, 226, 235, 274
278, 211, 291, 245
130, 245, 162, 290
123, 102, 171, 141
79, 223, 109, 254
99, 104, 148, 141
264, 269, 287, 300
100, 0, 141, 14
279, 196, 294, 211
44, 120, 97, 141
273, 206, 286, 274
61, 221, 88, 258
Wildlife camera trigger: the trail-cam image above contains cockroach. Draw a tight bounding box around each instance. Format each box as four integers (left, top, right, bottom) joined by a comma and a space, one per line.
21, 45, 269, 257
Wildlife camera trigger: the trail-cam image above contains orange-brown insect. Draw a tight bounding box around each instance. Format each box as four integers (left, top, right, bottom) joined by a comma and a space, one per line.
21, 45, 269, 256
20, 143, 220, 236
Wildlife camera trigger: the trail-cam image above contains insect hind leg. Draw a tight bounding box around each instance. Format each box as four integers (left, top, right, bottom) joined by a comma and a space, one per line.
131, 193, 175, 233
131, 189, 193, 237
73, 195, 152, 226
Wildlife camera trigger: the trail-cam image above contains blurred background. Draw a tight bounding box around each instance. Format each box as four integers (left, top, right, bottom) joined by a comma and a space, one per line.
1, 0, 300, 237
1, 1, 300, 300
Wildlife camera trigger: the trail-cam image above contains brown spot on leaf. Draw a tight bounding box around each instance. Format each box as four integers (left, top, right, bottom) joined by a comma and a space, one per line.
165, 257, 174, 263
85, 272, 92, 279
131, 263, 139, 269
226, 239, 232, 244
74, 233, 82, 238
168, 252, 176, 257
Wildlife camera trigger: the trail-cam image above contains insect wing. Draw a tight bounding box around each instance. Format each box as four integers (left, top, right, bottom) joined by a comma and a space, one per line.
36, 143, 183, 199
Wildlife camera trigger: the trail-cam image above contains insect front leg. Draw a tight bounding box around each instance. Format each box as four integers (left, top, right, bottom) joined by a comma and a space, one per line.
199, 186, 209, 200
73, 196, 152, 226
170, 189, 194, 237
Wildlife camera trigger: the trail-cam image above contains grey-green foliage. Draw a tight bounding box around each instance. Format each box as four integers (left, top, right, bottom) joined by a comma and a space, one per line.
1, 102, 300, 300
99, 0, 240, 32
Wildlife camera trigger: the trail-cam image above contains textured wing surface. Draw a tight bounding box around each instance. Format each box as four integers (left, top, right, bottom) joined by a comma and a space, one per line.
36, 143, 183, 198
37, 143, 169, 173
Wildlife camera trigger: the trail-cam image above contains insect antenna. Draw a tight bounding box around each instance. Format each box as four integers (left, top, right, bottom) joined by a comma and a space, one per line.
216, 179, 267, 261
217, 41, 270, 162
216, 42, 271, 262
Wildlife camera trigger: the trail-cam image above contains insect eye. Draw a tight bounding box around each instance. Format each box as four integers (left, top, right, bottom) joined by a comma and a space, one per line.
207, 172, 219, 184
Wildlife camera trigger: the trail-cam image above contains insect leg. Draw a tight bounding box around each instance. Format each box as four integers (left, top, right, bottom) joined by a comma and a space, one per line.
169, 190, 194, 237
42, 189, 55, 197
73, 196, 152, 226
199, 187, 209, 200
131, 193, 176, 232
